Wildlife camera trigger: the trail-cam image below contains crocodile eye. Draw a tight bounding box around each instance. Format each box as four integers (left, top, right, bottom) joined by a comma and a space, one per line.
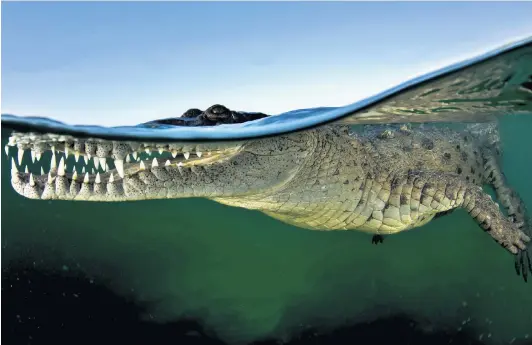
211, 105, 227, 114
182, 108, 202, 118
205, 104, 231, 121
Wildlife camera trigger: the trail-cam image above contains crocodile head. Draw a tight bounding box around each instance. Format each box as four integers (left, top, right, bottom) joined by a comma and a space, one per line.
6, 105, 314, 204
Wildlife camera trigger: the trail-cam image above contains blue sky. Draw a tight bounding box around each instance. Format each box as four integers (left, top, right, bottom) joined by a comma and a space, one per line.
2, 2, 532, 126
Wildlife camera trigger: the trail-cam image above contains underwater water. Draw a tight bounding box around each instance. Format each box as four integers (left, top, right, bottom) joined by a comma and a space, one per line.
2, 115, 532, 345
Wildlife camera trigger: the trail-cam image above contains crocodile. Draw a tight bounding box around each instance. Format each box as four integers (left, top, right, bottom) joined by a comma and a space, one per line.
5, 104, 532, 282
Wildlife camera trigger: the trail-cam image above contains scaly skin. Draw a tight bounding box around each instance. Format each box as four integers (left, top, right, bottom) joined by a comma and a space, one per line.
5, 105, 532, 281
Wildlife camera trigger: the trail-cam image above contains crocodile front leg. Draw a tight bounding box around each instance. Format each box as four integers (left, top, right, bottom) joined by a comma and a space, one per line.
371, 234, 385, 245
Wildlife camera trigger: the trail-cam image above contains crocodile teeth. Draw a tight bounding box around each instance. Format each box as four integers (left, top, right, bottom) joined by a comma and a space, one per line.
31, 150, 36, 163
184, 152, 190, 160
74, 151, 80, 162
109, 172, 115, 183
171, 151, 178, 158
50, 151, 57, 172
47, 172, 55, 184
72, 170, 78, 181
158, 148, 164, 154
82, 167, 86, 174
152, 158, 159, 167
140, 161, 146, 170
83, 172, 89, 183
24, 166, 29, 173
17, 148, 24, 164
145, 148, 151, 154
29, 173, 35, 186
4, 145, 9, 156
11, 158, 18, 178
58, 157, 66, 176
41, 167, 45, 175
132, 152, 138, 160
95, 172, 101, 184
165, 160, 171, 166
65, 146, 69, 157
94, 157, 100, 170
196, 151, 202, 158
84, 155, 89, 164
114, 159, 125, 178
36, 153, 41, 162
126, 155, 131, 163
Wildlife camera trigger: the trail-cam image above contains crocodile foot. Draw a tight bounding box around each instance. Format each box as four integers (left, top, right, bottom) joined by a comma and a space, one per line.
371, 235, 385, 245
464, 186, 531, 282
513, 222, 532, 282
515, 249, 532, 282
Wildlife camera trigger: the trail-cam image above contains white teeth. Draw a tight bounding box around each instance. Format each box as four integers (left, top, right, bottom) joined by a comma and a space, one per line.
83, 173, 89, 183
29, 173, 35, 186
58, 157, 66, 176
50, 151, 57, 172
24, 166, 29, 173
106, 163, 110, 172
132, 152, 138, 160
196, 151, 202, 158
126, 155, 131, 163
140, 161, 146, 170
145, 148, 151, 154
41, 167, 45, 175
152, 158, 159, 167
165, 160, 171, 166
93, 157, 100, 170
31, 150, 36, 163
11, 158, 18, 177
184, 152, 190, 160
82, 167, 86, 174
109, 172, 115, 183
101, 162, 107, 172
4, 145, 9, 156
84, 155, 89, 164
74, 151, 80, 162
95, 172, 101, 184
36, 153, 41, 162
47, 172, 55, 184
114, 159, 125, 178
87, 153, 92, 160
17, 148, 24, 164
177, 161, 184, 166
171, 150, 178, 158
65, 146, 69, 157
72, 171, 78, 181
177, 161, 184, 174
158, 148, 164, 154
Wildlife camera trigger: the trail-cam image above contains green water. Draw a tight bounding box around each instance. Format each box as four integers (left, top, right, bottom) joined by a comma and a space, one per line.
1, 116, 532, 344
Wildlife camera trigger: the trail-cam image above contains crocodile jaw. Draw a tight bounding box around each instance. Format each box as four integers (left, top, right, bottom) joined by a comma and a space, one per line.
6, 131, 309, 202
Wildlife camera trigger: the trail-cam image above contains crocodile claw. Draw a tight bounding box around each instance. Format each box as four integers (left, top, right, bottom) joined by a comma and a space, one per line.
371, 235, 385, 245
515, 249, 532, 282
